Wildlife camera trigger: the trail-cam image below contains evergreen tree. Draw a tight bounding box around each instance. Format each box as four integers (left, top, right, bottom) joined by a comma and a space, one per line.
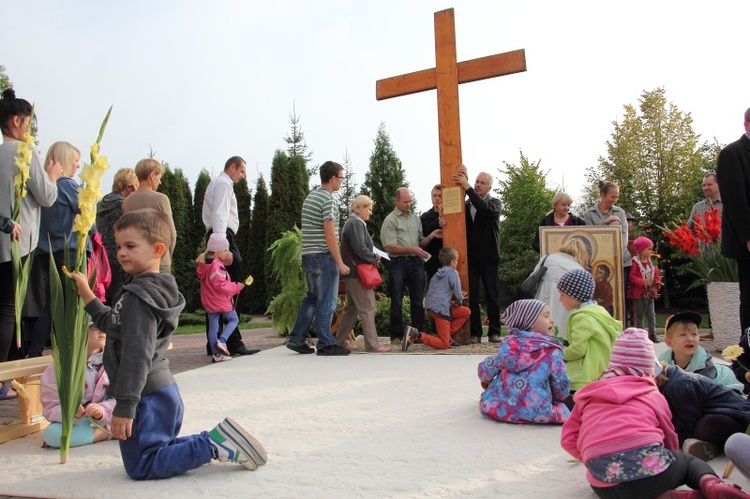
265, 150, 309, 299
0, 65, 11, 92
360, 123, 407, 247
283, 102, 316, 187
336, 149, 357, 227
246, 174, 270, 313
495, 152, 554, 302
233, 177, 252, 314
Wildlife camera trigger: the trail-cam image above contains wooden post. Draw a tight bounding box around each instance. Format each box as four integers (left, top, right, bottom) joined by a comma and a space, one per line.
376, 8, 526, 343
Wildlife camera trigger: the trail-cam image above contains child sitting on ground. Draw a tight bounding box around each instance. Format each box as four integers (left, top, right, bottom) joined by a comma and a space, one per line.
657, 362, 750, 462
658, 311, 743, 392
68, 209, 266, 480
403, 246, 470, 351
561, 327, 748, 499
40, 321, 114, 448
557, 268, 621, 405
627, 236, 662, 343
477, 299, 570, 424
196, 233, 246, 363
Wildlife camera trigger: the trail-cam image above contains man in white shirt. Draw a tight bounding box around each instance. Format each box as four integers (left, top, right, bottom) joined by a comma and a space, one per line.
202, 156, 258, 357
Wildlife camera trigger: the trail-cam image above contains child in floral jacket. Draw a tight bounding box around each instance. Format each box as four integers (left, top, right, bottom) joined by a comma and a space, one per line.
478, 299, 570, 424
561, 328, 747, 498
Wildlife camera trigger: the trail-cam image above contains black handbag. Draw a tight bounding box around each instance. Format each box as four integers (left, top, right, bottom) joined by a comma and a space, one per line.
520, 255, 549, 299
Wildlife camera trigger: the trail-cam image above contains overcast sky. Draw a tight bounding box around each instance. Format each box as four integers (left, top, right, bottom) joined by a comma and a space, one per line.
3, 0, 748, 212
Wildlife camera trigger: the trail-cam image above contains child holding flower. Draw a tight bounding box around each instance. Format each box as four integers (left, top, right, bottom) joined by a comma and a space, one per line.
561, 328, 748, 498
627, 236, 662, 343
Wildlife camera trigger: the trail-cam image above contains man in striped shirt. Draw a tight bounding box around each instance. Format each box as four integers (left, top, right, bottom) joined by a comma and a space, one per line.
286, 161, 351, 356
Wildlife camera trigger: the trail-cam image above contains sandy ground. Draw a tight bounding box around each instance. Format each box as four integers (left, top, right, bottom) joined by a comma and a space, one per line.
0, 341, 748, 499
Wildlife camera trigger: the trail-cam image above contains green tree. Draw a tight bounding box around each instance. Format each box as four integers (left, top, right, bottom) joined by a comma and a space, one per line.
360, 123, 408, 247
584, 87, 716, 308
246, 174, 270, 313
495, 152, 555, 303
336, 149, 357, 228
157, 164, 197, 309
190, 169, 212, 310
284, 103, 316, 188
233, 177, 252, 313
0, 65, 11, 92
265, 150, 309, 298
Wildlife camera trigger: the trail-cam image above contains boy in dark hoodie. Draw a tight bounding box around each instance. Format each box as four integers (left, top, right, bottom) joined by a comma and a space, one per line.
68, 209, 266, 480
403, 246, 469, 350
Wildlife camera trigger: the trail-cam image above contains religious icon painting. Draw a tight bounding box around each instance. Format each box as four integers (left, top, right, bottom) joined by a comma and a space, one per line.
539, 226, 624, 324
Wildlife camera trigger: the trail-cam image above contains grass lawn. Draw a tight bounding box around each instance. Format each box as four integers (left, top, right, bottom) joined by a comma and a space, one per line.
174, 320, 272, 335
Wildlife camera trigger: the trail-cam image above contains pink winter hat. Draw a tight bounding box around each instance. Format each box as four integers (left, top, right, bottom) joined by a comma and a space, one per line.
207, 233, 230, 252
608, 327, 657, 375
633, 236, 653, 255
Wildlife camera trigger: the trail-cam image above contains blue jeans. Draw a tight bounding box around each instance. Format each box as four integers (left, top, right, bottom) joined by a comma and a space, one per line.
635, 298, 656, 336
388, 257, 425, 339
208, 310, 239, 354
288, 252, 339, 349
119, 383, 212, 480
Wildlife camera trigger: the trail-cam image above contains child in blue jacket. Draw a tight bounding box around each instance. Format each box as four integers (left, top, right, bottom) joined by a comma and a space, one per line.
478, 299, 570, 424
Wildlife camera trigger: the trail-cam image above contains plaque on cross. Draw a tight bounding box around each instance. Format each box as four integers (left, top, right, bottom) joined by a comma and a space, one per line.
376, 8, 526, 343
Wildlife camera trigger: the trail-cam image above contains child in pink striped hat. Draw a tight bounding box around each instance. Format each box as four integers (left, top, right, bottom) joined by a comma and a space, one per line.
562, 327, 748, 498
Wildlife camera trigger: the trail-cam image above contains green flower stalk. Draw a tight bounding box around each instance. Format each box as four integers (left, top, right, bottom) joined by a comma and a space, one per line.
49, 106, 112, 464
10, 107, 35, 349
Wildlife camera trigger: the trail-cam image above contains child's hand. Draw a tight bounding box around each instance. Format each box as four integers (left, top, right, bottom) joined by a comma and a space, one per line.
84, 403, 104, 420
461, 290, 468, 300
65, 268, 96, 304
111, 416, 133, 440
75, 405, 85, 419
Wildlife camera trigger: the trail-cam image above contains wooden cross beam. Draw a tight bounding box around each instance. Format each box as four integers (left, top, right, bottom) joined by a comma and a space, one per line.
376, 8, 526, 343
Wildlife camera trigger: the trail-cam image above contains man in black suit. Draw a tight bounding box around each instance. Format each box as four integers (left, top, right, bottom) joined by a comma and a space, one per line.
454, 165, 502, 343
420, 184, 445, 282
717, 107, 750, 389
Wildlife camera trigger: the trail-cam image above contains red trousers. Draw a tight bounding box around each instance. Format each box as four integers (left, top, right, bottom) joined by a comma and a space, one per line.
422, 306, 471, 350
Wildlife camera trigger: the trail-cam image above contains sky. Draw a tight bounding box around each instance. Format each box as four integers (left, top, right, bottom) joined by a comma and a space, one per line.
3, 0, 748, 212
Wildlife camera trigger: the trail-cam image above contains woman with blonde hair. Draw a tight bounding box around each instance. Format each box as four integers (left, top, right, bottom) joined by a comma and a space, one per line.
27, 141, 83, 357
532, 238, 589, 340
335, 195, 390, 353
96, 168, 139, 304
533, 192, 586, 253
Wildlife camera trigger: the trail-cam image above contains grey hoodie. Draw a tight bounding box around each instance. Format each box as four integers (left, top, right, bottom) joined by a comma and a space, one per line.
425, 266, 463, 319
86, 272, 185, 418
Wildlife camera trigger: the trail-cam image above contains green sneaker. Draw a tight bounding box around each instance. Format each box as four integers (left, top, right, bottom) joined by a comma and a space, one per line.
208, 418, 267, 470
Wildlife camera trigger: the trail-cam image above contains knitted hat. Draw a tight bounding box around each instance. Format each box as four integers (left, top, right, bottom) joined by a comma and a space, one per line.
207, 233, 230, 252
501, 299, 546, 331
609, 327, 658, 374
557, 269, 595, 303
633, 236, 653, 255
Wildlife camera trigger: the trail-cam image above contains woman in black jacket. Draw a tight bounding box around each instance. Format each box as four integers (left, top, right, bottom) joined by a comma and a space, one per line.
533, 192, 586, 253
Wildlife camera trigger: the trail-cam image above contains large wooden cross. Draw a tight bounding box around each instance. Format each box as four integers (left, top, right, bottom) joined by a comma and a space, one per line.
376, 8, 526, 343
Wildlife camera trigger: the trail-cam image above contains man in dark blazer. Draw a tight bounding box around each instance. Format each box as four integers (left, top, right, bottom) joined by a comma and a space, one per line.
717, 107, 750, 390
455, 165, 502, 343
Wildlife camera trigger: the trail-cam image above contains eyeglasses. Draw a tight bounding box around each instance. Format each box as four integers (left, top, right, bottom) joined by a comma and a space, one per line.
336, 176, 344, 179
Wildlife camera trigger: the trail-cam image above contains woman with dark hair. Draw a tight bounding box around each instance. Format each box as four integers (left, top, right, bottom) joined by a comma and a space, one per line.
583, 181, 632, 308
533, 192, 586, 253
96, 167, 139, 304
0, 89, 61, 390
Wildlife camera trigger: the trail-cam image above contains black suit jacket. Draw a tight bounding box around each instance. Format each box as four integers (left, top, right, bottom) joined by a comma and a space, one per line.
717, 134, 750, 260
464, 188, 501, 263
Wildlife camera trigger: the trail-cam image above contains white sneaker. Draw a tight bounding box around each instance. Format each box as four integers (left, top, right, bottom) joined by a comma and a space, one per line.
212, 354, 232, 363
208, 417, 267, 470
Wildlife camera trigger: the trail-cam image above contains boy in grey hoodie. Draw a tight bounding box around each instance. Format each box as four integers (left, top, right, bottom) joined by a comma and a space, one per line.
69, 209, 266, 480
403, 246, 470, 350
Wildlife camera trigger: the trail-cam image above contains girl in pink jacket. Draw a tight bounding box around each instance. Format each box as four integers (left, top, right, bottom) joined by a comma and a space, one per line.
196, 233, 245, 363
40, 322, 115, 448
561, 328, 747, 499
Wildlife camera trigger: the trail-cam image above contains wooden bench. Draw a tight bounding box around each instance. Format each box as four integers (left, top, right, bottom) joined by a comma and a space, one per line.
0, 356, 53, 444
